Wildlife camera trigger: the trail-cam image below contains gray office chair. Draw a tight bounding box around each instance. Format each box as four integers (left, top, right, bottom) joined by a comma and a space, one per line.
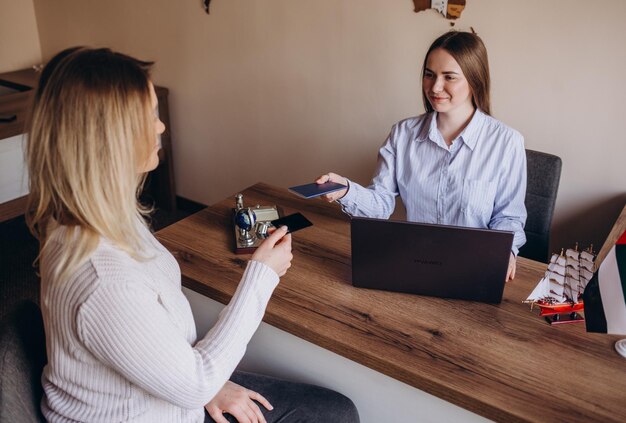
0, 301, 47, 423
518, 149, 562, 263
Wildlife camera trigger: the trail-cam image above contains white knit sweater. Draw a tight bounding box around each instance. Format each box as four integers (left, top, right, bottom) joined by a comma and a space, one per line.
40, 223, 279, 422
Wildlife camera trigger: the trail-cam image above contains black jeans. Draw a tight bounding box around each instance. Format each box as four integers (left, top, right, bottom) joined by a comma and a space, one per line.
205, 371, 360, 423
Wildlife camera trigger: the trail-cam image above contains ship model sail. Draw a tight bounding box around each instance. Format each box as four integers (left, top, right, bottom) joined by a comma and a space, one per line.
525, 244, 596, 323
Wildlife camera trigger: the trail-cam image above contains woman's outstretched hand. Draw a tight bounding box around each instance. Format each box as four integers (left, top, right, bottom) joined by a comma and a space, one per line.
506, 252, 516, 282
205, 381, 273, 423
315, 172, 349, 202
251, 226, 292, 277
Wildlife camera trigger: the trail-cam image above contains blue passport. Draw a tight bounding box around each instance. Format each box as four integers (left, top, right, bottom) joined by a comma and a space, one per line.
288, 182, 347, 199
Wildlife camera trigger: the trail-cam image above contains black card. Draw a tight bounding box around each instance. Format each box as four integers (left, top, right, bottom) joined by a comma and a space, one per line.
270, 213, 313, 234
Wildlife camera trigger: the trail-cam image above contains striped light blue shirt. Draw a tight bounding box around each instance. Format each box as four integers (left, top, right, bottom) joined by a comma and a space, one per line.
339, 109, 527, 255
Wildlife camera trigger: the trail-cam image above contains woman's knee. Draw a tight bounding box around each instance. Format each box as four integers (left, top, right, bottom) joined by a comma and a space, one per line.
329, 391, 360, 423
303, 386, 360, 422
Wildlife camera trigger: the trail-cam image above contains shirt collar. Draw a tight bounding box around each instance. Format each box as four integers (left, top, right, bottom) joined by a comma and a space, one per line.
416, 109, 486, 151
457, 109, 485, 151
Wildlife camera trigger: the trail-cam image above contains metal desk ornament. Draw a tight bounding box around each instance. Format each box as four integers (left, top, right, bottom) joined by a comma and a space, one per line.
232, 193, 280, 254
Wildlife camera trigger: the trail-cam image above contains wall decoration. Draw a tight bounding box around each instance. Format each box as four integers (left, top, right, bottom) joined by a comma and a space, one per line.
413, 0, 466, 20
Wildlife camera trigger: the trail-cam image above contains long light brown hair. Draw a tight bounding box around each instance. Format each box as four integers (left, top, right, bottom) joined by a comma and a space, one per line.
421, 31, 491, 115
26, 47, 156, 281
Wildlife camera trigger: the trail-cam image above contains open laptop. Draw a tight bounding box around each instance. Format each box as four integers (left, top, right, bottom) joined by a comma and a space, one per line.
351, 217, 514, 303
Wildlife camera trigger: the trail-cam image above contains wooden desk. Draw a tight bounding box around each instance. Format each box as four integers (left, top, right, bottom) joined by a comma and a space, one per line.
156, 183, 626, 423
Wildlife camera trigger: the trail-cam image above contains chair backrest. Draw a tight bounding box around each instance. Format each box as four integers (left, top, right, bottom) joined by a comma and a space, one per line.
518, 149, 562, 263
0, 301, 47, 423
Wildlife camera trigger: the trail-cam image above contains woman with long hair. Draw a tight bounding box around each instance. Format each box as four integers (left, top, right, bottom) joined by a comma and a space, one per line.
316, 31, 527, 281
27, 47, 358, 423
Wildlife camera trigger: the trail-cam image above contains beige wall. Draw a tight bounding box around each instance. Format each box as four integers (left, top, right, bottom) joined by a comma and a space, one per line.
0, 0, 41, 72
25, 0, 626, 251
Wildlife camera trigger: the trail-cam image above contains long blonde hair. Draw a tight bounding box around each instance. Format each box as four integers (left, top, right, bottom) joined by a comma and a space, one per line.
26, 47, 156, 281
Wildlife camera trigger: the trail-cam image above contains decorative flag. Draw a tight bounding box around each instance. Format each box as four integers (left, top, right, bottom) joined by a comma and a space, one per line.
583, 229, 626, 334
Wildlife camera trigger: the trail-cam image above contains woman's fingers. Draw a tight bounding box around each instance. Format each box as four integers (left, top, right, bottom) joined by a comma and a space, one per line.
249, 390, 273, 411
314, 172, 349, 202
262, 225, 289, 248
315, 174, 329, 184
208, 399, 262, 423
206, 381, 271, 423
236, 403, 257, 423
315, 172, 342, 184
229, 393, 267, 423
207, 406, 230, 423
251, 229, 293, 277
506, 253, 516, 281
247, 398, 267, 423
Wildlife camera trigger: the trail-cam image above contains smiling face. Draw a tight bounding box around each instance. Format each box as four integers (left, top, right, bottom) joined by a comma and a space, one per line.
422, 48, 474, 117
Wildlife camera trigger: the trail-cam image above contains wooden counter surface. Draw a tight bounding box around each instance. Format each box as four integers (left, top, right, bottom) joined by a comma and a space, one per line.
156, 182, 626, 423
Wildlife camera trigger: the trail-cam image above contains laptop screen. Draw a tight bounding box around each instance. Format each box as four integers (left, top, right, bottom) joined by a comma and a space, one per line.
350, 217, 514, 303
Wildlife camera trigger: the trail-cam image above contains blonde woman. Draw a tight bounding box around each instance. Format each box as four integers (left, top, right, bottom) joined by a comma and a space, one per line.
27, 48, 359, 423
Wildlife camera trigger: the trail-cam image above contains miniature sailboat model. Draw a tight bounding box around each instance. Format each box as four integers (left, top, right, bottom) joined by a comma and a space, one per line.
525, 244, 596, 323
